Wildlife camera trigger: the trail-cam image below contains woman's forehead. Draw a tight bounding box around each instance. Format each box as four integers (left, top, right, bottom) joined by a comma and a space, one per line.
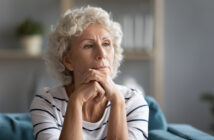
83, 24, 110, 36
79, 33, 112, 40
77, 29, 112, 42
70, 23, 112, 44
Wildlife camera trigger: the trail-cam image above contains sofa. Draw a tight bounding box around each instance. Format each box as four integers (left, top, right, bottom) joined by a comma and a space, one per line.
0, 96, 213, 140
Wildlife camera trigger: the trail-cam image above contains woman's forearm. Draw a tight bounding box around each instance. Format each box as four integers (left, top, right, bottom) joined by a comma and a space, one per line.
59, 97, 83, 140
107, 95, 129, 140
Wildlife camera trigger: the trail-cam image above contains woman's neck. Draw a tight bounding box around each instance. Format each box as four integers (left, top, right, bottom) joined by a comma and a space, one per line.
82, 97, 108, 122
64, 84, 74, 98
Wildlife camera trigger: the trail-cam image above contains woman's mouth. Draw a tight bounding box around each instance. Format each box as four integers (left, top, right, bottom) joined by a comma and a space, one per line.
93, 66, 109, 70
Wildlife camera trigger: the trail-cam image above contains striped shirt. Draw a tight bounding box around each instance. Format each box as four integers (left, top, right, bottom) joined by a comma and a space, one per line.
30, 84, 149, 140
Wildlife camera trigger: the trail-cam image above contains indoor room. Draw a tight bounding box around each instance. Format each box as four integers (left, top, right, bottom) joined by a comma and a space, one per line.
0, 0, 214, 139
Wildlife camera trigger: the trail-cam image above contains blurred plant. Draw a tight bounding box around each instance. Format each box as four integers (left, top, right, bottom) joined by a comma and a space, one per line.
15, 18, 43, 37
200, 92, 214, 131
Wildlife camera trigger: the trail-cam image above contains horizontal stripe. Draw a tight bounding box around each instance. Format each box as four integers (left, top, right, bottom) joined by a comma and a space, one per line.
83, 126, 103, 131
125, 97, 131, 100
106, 97, 130, 108
33, 122, 62, 128
35, 95, 62, 112
133, 127, 148, 139
106, 104, 111, 108
103, 121, 108, 125
36, 95, 51, 104
30, 109, 57, 121
83, 121, 108, 131
130, 88, 137, 92
127, 104, 148, 117
35, 127, 60, 139
53, 96, 68, 103
33, 122, 49, 128
127, 119, 148, 123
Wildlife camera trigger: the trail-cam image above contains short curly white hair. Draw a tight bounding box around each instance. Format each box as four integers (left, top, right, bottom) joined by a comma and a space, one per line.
44, 6, 123, 85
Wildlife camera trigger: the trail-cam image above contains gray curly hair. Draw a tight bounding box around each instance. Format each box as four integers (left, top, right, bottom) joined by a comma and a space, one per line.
44, 6, 123, 85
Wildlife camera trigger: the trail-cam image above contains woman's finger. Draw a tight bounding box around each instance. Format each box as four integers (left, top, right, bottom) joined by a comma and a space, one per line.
94, 91, 104, 103
86, 81, 104, 100
84, 69, 106, 84
92, 81, 105, 103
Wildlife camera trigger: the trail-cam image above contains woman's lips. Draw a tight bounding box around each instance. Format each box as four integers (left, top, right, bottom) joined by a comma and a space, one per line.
93, 66, 109, 70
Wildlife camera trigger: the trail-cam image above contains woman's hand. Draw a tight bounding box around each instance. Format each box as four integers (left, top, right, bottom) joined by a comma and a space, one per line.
81, 69, 124, 103
70, 81, 105, 106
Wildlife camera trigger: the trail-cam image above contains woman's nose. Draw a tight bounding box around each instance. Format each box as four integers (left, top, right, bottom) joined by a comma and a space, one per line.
96, 44, 106, 60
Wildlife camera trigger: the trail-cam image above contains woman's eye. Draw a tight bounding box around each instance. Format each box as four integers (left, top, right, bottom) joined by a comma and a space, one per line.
103, 42, 110, 47
83, 44, 93, 49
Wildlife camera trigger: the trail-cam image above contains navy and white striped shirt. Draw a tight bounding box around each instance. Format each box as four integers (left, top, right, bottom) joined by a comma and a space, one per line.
30, 84, 149, 140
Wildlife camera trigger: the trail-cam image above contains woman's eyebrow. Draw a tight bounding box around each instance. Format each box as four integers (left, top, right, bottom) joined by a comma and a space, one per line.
103, 37, 111, 40
80, 36, 112, 42
102, 35, 113, 41
80, 38, 94, 42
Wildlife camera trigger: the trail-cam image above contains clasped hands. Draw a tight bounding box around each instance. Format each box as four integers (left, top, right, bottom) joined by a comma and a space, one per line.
70, 68, 123, 106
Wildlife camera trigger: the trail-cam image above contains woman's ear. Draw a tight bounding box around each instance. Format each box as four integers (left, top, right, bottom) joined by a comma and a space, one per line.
62, 53, 74, 71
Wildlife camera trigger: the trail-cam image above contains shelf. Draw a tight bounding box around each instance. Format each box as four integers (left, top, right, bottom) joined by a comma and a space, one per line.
0, 49, 154, 61
0, 50, 43, 60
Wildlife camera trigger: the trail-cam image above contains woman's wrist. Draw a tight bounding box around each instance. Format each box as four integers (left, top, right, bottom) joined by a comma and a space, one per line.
69, 93, 84, 108
109, 91, 125, 106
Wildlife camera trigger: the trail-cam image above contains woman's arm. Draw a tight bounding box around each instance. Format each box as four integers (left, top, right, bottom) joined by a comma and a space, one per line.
59, 95, 83, 140
59, 81, 105, 140
107, 94, 129, 140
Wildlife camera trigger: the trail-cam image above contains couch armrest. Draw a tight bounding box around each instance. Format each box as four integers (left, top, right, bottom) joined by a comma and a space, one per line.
168, 124, 214, 140
148, 130, 186, 140
0, 113, 34, 140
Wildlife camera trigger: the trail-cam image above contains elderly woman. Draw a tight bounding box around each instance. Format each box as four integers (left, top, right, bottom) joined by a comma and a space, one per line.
30, 6, 149, 140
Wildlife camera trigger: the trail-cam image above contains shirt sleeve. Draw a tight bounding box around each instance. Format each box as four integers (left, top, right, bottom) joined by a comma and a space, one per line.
30, 89, 61, 140
126, 89, 149, 140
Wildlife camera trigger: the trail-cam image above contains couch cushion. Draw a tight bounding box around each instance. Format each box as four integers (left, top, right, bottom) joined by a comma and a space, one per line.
168, 124, 214, 140
145, 96, 167, 131
148, 130, 186, 140
0, 113, 34, 140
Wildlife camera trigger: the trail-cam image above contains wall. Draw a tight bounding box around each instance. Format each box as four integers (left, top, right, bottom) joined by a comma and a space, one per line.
0, 58, 58, 112
164, 0, 214, 134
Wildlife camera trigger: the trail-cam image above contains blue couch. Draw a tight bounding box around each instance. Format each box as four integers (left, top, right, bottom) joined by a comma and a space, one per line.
0, 96, 213, 140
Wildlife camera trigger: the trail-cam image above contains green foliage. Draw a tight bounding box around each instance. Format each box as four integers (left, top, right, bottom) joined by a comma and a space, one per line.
201, 92, 214, 131
16, 18, 43, 37
201, 92, 214, 117
201, 93, 214, 103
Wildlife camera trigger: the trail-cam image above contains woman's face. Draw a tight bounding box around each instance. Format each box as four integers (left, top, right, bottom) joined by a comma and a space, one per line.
64, 23, 114, 84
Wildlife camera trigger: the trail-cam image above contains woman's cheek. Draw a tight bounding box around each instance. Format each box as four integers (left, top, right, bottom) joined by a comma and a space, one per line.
74, 65, 89, 77
109, 61, 114, 77
109, 67, 113, 77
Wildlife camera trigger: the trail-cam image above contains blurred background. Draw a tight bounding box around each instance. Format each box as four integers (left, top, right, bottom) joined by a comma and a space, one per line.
0, 0, 214, 136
